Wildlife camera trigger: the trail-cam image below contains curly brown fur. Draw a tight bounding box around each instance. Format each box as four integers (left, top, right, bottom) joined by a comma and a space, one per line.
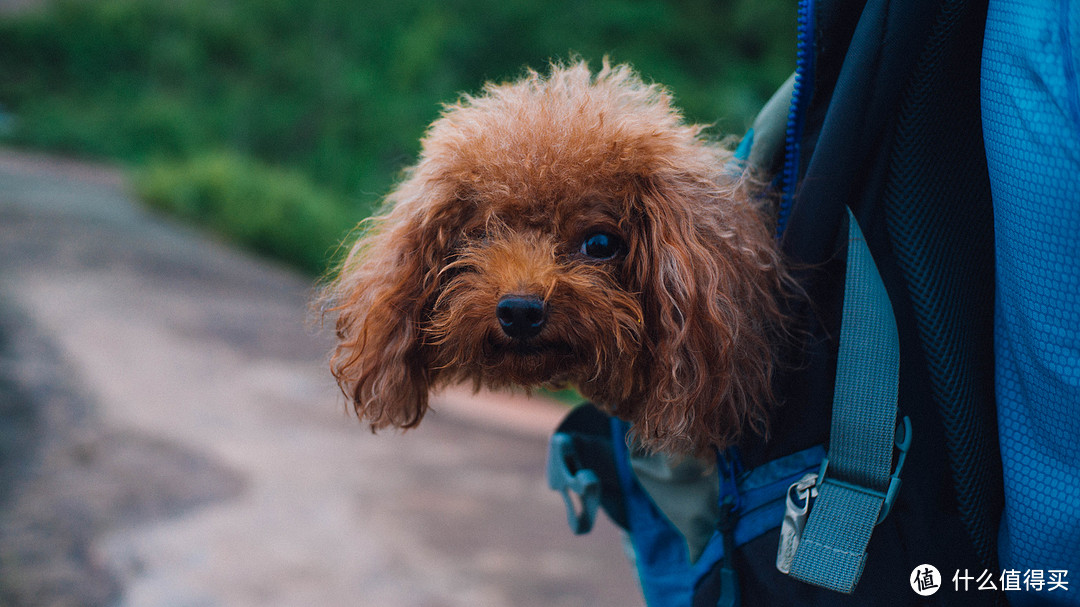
319, 61, 792, 455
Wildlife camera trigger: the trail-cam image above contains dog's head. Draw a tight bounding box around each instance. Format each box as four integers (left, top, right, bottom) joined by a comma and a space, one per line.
322, 62, 788, 455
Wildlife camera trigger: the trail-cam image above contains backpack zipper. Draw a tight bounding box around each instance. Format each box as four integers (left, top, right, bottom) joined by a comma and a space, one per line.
777, 0, 817, 238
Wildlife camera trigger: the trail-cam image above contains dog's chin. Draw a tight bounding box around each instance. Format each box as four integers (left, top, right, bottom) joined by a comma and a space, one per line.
501, 339, 574, 358
479, 337, 578, 386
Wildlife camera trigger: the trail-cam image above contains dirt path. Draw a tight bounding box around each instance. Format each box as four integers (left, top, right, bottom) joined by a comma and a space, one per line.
0, 148, 642, 607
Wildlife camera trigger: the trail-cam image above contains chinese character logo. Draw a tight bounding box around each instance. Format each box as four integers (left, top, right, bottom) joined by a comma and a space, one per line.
911, 564, 942, 596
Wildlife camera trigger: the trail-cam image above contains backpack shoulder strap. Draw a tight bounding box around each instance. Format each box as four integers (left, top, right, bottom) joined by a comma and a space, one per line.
786, 208, 909, 593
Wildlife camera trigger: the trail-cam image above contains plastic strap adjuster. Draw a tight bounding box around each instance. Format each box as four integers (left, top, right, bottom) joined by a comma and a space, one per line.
814, 416, 912, 526
546, 432, 601, 535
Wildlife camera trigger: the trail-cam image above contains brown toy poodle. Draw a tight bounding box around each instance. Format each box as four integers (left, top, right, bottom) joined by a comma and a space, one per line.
320, 61, 791, 455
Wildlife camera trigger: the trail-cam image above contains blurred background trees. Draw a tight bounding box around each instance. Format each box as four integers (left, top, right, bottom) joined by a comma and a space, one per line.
0, 0, 794, 274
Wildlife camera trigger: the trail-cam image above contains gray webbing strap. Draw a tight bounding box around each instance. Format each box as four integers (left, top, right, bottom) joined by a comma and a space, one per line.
787, 208, 904, 593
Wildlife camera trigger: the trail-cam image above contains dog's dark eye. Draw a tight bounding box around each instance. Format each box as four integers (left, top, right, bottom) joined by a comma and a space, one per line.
580, 232, 623, 260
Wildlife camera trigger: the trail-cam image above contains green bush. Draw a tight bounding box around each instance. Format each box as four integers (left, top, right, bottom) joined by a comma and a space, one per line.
0, 0, 794, 273
134, 152, 355, 274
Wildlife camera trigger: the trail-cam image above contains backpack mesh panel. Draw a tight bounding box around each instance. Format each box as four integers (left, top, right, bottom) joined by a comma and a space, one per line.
880, 0, 1003, 573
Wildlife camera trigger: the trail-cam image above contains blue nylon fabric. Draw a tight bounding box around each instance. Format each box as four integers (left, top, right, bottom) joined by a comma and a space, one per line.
610, 418, 823, 606
982, 1, 1080, 603
734, 127, 755, 162
611, 418, 716, 607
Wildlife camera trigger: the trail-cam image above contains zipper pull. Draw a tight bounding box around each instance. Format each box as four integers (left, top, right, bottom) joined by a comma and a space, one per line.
776, 472, 819, 574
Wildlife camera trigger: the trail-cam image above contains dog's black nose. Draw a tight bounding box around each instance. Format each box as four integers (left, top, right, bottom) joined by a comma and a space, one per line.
496, 296, 546, 340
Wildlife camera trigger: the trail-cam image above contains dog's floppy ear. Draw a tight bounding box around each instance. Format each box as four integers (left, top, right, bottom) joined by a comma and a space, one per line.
322, 176, 461, 431
628, 172, 786, 455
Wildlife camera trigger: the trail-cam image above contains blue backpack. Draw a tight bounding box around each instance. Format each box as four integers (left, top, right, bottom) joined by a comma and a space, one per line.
548, 0, 1079, 604
984, 0, 1080, 605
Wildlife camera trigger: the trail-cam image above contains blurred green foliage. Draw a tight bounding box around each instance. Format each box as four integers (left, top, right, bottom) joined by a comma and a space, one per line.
135, 152, 350, 273
0, 0, 794, 273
